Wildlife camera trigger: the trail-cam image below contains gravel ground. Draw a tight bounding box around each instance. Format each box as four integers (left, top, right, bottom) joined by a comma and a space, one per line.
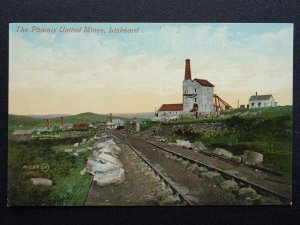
126, 135, 242, 205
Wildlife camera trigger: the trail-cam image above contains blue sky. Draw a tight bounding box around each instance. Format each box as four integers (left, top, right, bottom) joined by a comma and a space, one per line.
9, 23, 293, 114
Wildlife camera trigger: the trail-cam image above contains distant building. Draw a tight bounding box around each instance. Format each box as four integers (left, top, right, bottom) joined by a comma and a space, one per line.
248, 93, 277, 108
106, 119, 124, 129
157, 104, 183, 119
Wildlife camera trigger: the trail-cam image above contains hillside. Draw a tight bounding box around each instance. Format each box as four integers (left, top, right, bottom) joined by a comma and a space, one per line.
8, 112, 128, 132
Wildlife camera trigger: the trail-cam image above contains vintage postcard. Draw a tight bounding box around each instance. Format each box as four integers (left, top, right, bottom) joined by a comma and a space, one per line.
8, 23, 293, 206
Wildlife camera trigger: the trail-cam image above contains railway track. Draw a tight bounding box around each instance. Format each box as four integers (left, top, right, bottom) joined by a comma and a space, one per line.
111, 131, 291, 205
110, 132, 193, 205
138, 138, 291, 204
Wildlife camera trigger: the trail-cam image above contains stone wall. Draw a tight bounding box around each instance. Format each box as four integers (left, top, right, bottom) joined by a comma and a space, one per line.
155, 123, 227, 136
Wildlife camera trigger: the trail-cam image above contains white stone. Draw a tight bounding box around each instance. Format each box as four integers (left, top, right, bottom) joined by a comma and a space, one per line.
176, 140, 192, 149
73, 143, 79, 147
86, 156, 122, 175
213, 148, 233, 159
64, 148, 73, 153
242, 150, 263, 165
30, 178, 52, 186
94, 168, 125, 186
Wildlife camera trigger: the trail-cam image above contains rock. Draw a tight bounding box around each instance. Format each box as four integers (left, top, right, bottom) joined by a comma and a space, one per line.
231, 156, 242, 163
176, 186, 189, 194
213, 148, 233, 159
93, 136, 100, 140
30, 178, 52, 186
242, 150, 263, 165
220, 179, 239, 192
87, 147, 93, 151
176, 140, 192, 149
238, 187, 257, 200
64, 148, 73, 153
93, 152, 121, 165
73, 143, 79, 147
187, 164, 197, 171
76, 148, 87, 153
203, 171, 221, 179
181, 160, 189, 167
94, 168, 125, 186
191, 141, 207, 151
81, 138, 87, 144
195, 167, 208, 175
86, 155, 122, 175
80, 167, 86, 175
73, 152, 79, 156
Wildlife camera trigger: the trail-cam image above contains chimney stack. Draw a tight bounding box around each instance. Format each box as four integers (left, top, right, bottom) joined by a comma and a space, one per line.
60, 116, 64, 127
184, 59, 191, 81
46, 119, 50, 129
109, 113, 112, 123
256, 92, 257, 96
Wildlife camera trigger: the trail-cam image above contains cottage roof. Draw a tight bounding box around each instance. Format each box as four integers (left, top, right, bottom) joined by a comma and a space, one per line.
158, 103, 183, 111
249, 95, 273, 101
194, 78, 214, 87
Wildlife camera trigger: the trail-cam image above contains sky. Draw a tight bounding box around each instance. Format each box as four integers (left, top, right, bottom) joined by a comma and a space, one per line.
9, 23, 293, 115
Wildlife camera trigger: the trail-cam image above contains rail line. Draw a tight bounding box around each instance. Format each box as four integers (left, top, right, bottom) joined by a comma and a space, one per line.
111, 132, 193, 205
137, 137, 291, 204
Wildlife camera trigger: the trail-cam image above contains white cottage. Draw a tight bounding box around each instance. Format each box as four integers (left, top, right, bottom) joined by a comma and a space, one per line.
248, 93, 277, 108
157, 59, 215, 118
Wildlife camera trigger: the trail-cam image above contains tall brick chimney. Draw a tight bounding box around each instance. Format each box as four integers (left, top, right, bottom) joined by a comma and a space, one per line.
184, 59, 191, 81
60, 116, 64, 127
109, 113, 112, 123
46, 119, 50, 129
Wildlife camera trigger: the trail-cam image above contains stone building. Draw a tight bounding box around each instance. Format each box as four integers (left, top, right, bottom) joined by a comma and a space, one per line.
157, 59, 215, 118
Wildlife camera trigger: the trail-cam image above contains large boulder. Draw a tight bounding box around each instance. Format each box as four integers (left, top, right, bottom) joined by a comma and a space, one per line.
176, 140, 192, 149
94, 168, 125, 186
64, 148, 73, 153
30, 178, 52, 186
191, 141, 207, 151
238, 187, 257, 200
213, 148, 233, 159
242, 150, 263, 165
86, 155, 122, 175
220, 179, 239, 192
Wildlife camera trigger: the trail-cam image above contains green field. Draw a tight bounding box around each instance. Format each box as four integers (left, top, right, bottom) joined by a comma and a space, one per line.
8, 138, 94, 206
8, 112, 127, 133
142, 106, 293, 177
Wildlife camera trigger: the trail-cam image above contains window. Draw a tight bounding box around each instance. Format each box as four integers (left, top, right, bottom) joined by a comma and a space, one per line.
195, 98, 197, 102
195, 89, 196, 93
251, 102, 254, 106
258, 102, 261, 107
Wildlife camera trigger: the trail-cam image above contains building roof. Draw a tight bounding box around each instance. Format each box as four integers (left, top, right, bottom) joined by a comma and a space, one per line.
194, 78, 215, 87
158, 103, 183, 111
249, 95, 273, 101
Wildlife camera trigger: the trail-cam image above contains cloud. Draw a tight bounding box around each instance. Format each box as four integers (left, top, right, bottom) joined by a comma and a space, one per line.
9, 24, 293, 114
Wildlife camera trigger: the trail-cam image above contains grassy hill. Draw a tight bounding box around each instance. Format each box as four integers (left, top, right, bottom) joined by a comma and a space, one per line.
8, 112, 127, 133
